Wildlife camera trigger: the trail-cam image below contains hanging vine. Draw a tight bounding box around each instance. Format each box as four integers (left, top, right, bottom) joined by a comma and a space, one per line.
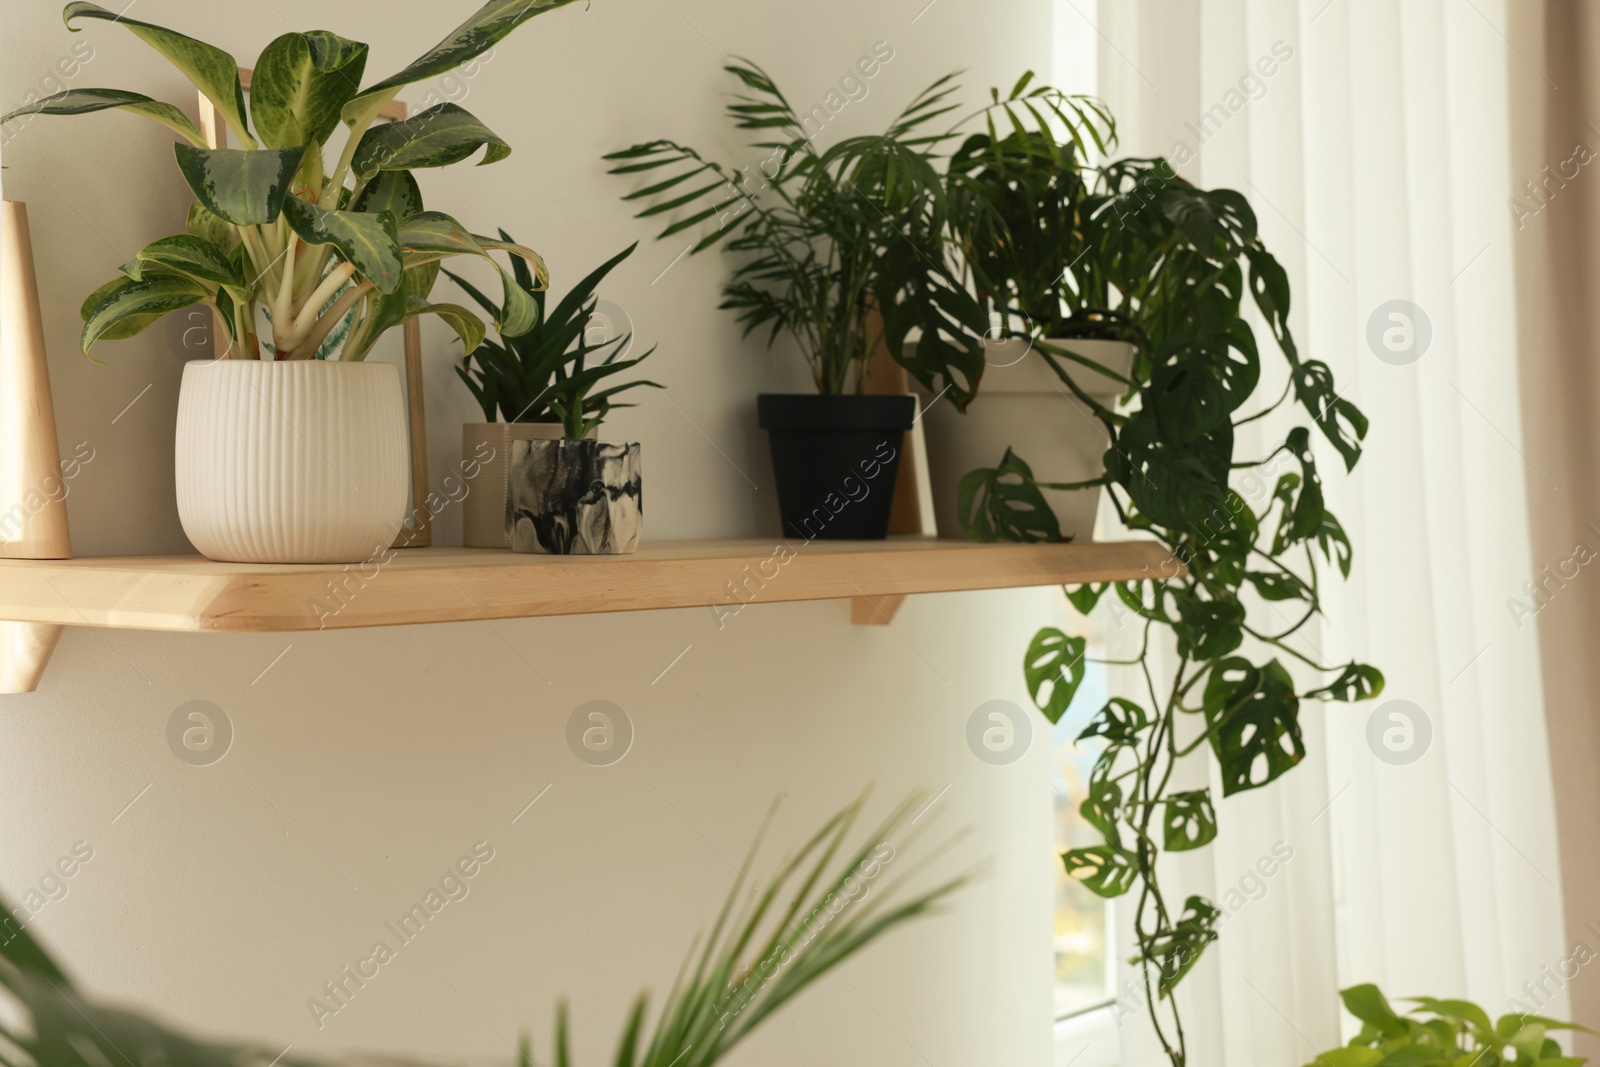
948, 82, 1386, 1067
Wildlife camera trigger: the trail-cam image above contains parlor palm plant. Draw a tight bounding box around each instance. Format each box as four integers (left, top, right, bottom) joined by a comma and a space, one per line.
605, 61, 988, 540
1, 1, 575, 361
606, 61, 975, 398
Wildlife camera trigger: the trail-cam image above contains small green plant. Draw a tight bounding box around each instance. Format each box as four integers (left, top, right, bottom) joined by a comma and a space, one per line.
2, 1, 580, 361
450, 239, 660, 439
1304, 984, 1590, 1067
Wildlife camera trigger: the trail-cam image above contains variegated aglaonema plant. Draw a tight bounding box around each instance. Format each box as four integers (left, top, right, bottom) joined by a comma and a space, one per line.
0, 1, 584, 361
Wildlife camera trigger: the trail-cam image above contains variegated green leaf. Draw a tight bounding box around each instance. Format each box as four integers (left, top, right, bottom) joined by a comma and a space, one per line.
174, 144, 305, 226
185, 200, 238, 252
398, 211, 542, 335
350, 170, 424, 218
133, 234, 243, 289
340, 0, 584, 136
64, 2, 253, 146
281, 195, 403, 294
80, 275, 210, 353
404, 260, 441, 301
351, 103, 510, 178
409, 301, 486, 355
80, 276, 155, 339
250, 31, 368, 150
476, 233, 549, 289
0, 88, 205, 145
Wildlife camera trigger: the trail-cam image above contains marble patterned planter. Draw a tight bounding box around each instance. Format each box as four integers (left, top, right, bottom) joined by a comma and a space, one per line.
507, 439, 641, 555
461, 422, 596, 549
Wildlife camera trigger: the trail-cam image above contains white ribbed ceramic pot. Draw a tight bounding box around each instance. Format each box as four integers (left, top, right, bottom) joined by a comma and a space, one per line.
175, 360, 409, 564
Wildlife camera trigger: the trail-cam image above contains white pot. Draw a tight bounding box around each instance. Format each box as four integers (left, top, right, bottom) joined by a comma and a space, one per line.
175, 360, 409, 563
461, 422, 596, 549
914, 338, 1136, 541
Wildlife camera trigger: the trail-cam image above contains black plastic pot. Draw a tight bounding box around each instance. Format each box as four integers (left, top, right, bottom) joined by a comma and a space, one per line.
757, 394, 915, 540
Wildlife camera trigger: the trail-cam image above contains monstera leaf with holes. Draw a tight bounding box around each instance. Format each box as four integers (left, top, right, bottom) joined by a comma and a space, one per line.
2, 1, 581, 360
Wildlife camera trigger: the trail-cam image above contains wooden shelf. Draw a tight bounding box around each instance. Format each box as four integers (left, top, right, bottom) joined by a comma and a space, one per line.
0, 538, 1175, 635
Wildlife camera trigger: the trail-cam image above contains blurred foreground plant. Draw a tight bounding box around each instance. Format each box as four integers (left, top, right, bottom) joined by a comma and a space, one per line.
0, 793, 964, 1067
1303, 983, 1589, 1067
527, 792, 966, 1066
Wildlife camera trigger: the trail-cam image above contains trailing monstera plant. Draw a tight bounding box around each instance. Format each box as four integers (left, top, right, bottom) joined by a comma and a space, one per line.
945, 80, 1384, 1067
0, 1, 580, 361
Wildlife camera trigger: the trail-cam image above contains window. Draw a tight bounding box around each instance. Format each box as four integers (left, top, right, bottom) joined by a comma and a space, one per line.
1050, 624, 1116, 1019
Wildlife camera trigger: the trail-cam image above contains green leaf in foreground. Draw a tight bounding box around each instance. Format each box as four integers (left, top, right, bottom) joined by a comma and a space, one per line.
958, 448, 1065, 543
1062, 845, 1137, 898
64, 2, 253, 145
1023, 626, 1086, 724
400, 212, 544, 335
282, 195, 403, 294
131, 234, 244, 289
1203, 656, 1304, 797
352, 102, 511, 177
80, 275, 209, 354
338, 0, 586, 145
173, 144, 305, 227
250, 30, 369, 149
0, 87, 205, 145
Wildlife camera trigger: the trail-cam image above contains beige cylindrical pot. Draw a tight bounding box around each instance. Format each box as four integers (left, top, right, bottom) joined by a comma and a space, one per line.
175, 360, 409, 564
914, 338, 1136, 542
461, 422, 596, 549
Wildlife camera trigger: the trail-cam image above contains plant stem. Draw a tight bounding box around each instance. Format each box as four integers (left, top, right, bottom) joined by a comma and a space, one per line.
292, 262, 356, 339
284, 280, 371, 360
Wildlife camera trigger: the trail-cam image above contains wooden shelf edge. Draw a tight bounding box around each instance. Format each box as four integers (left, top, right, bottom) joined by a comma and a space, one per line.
0, 538, 1180, 635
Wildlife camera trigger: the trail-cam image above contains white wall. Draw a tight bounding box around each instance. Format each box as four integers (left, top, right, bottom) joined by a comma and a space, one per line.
0, 1, 1064, 1064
